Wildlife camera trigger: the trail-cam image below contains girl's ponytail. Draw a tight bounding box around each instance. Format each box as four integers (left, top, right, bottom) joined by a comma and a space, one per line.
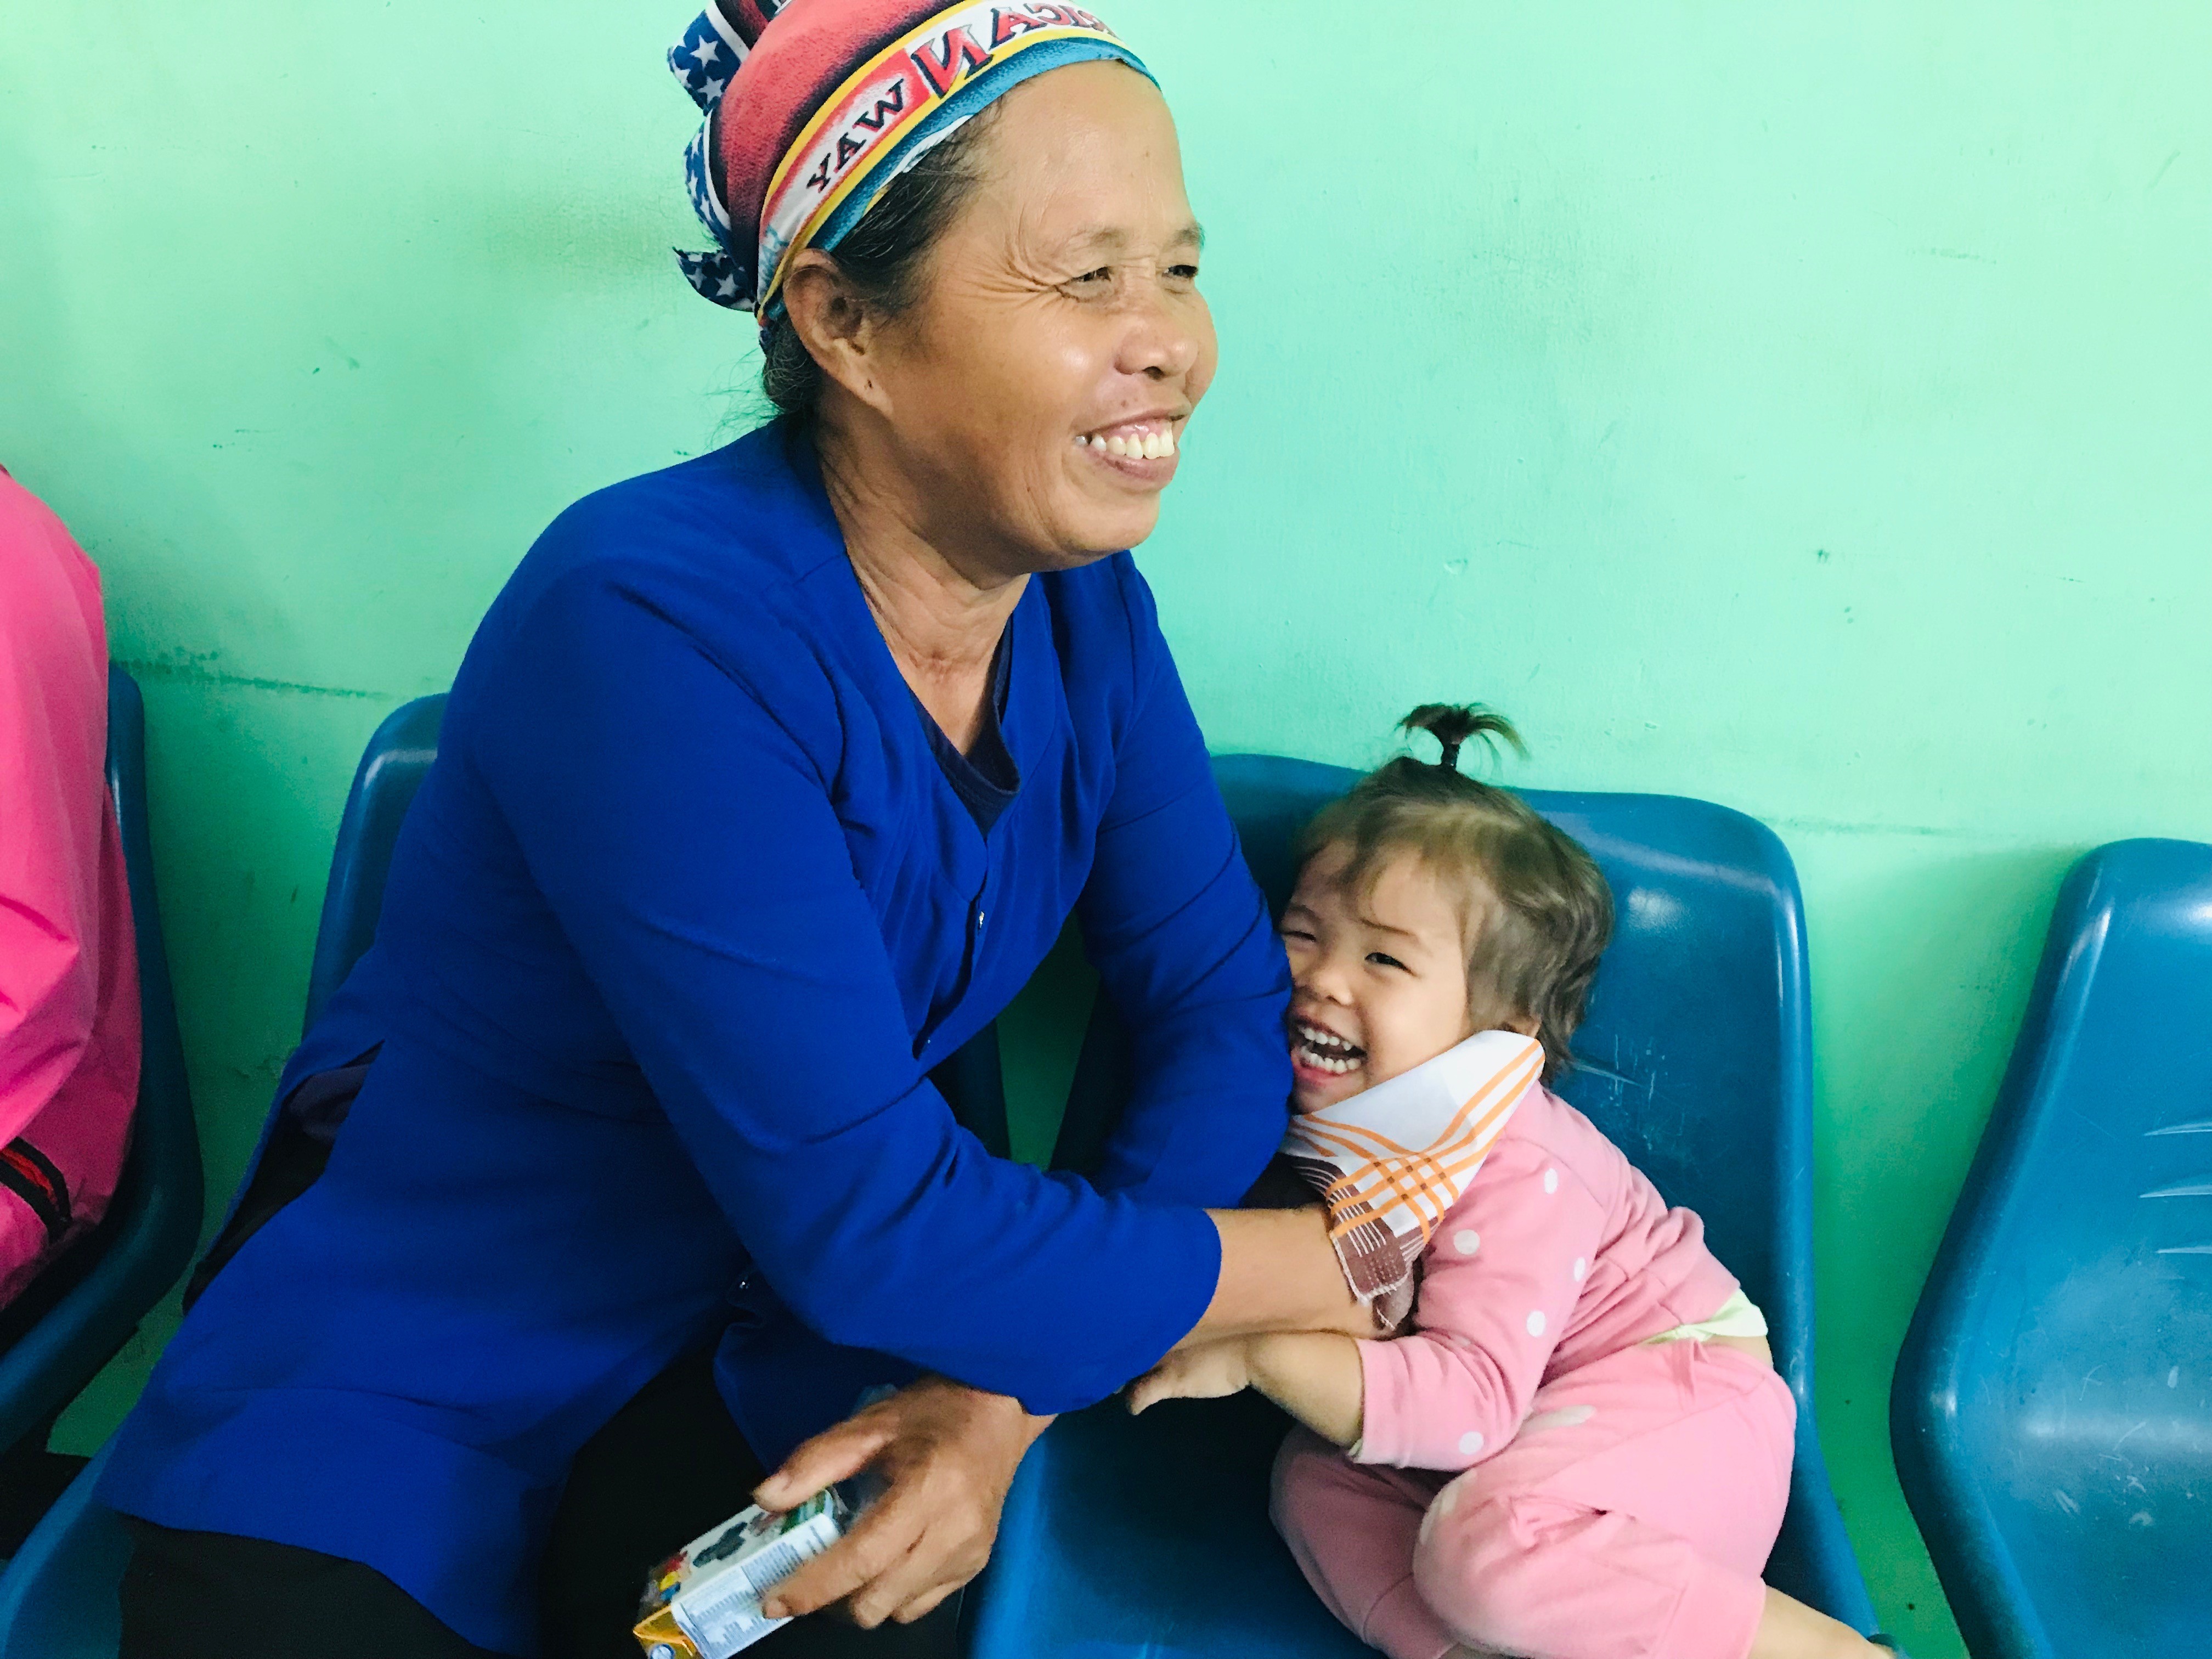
1398, 703, 1527, 775
1301, 701, 1611, 1082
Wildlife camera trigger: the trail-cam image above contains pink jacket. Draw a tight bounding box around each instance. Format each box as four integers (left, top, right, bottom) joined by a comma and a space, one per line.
0, 469, 140, 1307
1354, 1084, 1740, 1471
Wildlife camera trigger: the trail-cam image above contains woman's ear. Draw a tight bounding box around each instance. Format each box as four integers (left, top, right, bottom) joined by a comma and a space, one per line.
781, 250, 895, 416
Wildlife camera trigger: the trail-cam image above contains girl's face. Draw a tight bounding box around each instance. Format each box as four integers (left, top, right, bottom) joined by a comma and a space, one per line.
1280, 845, 1482, 1114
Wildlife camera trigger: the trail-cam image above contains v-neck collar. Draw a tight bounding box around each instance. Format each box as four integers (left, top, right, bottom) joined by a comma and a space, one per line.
774, 422, 1062, 809
913, 624, 1019, 834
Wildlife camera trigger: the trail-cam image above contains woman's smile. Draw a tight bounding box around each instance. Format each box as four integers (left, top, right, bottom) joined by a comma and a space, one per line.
1073, 416, 1183, 478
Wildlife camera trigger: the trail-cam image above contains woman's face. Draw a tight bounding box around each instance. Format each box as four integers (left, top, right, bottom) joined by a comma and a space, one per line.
861, 61, 1216, 570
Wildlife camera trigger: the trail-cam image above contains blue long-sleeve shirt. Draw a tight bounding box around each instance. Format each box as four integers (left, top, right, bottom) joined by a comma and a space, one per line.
98, 422, 1292, 1656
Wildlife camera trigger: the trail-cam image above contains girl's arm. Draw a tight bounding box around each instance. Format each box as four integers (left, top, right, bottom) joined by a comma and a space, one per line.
1128, 1331, 1366, 1447
1354, 1142, 1605, 1471
1143, 1140, 1612, 1468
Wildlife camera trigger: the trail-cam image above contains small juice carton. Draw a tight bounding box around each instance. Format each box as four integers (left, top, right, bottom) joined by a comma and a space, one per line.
632, 1487, 853, 1658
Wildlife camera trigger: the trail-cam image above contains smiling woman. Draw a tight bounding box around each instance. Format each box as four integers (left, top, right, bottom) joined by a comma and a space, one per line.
779, 56, 1215, 747
91, 5, 1362, 1658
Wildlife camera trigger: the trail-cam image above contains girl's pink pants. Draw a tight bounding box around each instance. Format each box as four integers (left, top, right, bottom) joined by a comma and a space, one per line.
1272, 1340, 1796, 1659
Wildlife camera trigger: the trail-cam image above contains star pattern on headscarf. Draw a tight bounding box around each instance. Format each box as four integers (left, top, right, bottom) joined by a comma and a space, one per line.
670, 8, 756, 309
673, 247, 754, 312
668, 7, 746, 113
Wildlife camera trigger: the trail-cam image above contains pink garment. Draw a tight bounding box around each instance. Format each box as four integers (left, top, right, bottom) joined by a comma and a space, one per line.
0, 468, 140, 1307
1274, 1341, 1795, 1659
1273, 1085, 1794, 1659
1353, 1084, 1744, 1472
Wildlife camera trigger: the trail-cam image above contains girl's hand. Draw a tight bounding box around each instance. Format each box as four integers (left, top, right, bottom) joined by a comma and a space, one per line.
1127, 1338, 1255, 1414
1137, 1331, 1368, 1448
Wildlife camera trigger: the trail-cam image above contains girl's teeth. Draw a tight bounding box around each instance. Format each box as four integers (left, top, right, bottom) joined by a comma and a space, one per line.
1293, 1021, 1362, 1075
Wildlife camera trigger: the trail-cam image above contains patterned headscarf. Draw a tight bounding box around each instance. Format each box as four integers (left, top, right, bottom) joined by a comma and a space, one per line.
670, 1, 1151, 316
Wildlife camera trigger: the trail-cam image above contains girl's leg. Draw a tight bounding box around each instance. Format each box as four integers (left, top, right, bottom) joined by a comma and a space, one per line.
1270, 1427, 1468, 1659
1412, 1340, 1832, 1659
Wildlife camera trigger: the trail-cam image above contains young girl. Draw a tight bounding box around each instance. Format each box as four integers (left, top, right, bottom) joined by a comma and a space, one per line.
1130, 706, 1891, 1659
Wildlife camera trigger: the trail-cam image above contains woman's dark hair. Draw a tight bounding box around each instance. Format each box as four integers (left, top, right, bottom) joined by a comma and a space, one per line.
1298, 704, 1615, 1081
759, 105, 1003, 421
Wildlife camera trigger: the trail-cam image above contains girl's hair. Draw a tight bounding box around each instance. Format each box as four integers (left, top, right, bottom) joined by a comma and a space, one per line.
1299, 704, 1614, 1080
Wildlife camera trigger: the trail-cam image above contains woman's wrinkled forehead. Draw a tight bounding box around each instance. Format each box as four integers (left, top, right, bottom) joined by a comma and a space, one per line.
948, 64, 1194, 257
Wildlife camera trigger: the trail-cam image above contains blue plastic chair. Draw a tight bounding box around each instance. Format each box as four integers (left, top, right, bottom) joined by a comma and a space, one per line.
0, 695, 456, 1655
301, 695, 448, 1031
1891, 838, 2212, 1659
967, 754, 1879, 1658
0, 691, 439, 1656
0, 1439, 127, 1658
0, 670, 202, 1460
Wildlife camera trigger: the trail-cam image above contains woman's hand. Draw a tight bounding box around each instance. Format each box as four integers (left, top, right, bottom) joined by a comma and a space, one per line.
1127, 1338, 1255, 1414
753, 1377, 1050, 1628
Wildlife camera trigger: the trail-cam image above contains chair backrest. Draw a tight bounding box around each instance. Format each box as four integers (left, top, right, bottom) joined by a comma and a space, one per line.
0, 671, 203, 1452
1064, 759, 1815, 1380
301, 696, 448, 1033
1048, 754, 1875, 1626
97, 668, 204, 1311
1892, 838, 2212, 1659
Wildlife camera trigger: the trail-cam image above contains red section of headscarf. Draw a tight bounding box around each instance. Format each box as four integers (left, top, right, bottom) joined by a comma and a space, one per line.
730, 0, 777, 41
714, 1, 954, 277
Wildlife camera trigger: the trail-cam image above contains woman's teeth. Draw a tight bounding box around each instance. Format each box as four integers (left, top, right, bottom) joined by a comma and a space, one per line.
1293, 1020, 1364, 1076
1076, 426, 1178, 460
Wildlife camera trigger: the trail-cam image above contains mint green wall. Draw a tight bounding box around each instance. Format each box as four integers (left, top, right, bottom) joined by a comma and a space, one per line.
7, 5, 2208, 1653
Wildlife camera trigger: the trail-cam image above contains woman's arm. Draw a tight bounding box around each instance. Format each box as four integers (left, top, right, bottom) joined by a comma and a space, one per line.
1197, 1205, 1375, 1341
471, 568, 1219, 1413
1143, 1147, 1613, 1466
1071, 557, 1294, 1207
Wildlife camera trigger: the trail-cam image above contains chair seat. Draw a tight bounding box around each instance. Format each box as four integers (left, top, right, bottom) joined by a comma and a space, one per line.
969, 1395, 1370, 1659
0, 1444, 127, 1659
